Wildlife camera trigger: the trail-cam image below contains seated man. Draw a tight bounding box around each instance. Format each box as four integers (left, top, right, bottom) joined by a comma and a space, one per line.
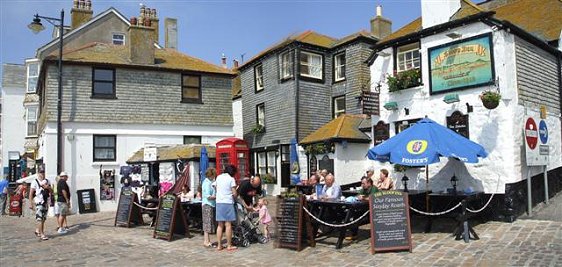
321, 174, 341, 200
237, 175, 262, 211
347, 177, 379, 240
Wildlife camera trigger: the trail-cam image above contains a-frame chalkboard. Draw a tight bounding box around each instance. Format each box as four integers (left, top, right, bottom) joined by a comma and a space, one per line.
275, 195, 315, 251
369, 191, 413, 254
114, 189, 143, 227
153, 194, 189, 241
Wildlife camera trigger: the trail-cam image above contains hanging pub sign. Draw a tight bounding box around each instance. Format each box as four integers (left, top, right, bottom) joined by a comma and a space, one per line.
446, 111, 469, 138
361, 91, 380, 116
373, 121, 390, 146
428, 33, 495, 94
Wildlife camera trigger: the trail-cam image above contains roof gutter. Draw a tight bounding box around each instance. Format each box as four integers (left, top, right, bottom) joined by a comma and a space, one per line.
365, 11, 496, 65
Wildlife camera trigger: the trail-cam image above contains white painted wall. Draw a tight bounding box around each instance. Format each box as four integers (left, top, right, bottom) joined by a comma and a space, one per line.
369, 22, 562, 194
334, 142, 370, 186
39, 121, 233, 212
1, 85, 26, 176
421, 0, 461, 29
232, 98, 243, 138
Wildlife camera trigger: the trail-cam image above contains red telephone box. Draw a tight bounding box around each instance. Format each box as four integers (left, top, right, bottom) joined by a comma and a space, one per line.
216, 138, 249, 184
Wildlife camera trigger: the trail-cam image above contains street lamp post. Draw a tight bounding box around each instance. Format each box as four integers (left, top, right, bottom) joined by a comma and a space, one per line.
28, 10, 65, 175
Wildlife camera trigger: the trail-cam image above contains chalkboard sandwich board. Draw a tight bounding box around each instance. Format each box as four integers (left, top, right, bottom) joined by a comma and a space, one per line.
369, 190, 413, 254
115, 189, 143, 227
275, 195, 314, 251
153, 194, 188, 241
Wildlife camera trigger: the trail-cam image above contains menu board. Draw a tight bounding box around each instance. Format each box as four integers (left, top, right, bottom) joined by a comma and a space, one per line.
276, 196, 314, 251
77, 189, 97, 214
153, 194, 188, 241
369, 191, 412, 254
114, 190, 142, 227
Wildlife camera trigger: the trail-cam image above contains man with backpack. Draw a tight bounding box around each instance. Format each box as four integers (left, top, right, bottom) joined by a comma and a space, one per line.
29, 166, 51, 240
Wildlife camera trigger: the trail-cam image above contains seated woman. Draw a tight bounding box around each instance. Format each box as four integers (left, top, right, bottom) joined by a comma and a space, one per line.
375, 169, 394, 190
178, 185, 193, 202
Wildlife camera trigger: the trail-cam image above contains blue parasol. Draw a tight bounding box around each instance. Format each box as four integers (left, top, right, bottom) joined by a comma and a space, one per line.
200, 146, 209, 182
368, 118, 487, 165
289, 138, 300, 185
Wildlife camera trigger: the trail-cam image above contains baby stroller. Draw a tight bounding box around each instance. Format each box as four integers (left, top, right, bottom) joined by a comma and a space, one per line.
232, 199, 268, 247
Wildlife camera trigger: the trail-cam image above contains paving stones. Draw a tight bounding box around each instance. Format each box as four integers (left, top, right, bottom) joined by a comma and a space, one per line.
1, 197, 562, 266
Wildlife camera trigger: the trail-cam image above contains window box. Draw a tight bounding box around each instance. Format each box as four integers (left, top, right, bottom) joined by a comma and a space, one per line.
387, 69, 422, 92
251, 124, 265, 134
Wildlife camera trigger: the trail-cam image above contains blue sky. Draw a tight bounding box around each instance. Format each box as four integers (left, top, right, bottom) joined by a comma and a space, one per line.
1, 0, 483, 77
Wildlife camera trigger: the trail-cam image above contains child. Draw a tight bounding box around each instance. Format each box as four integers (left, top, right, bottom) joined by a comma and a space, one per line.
254, 198, 272, 241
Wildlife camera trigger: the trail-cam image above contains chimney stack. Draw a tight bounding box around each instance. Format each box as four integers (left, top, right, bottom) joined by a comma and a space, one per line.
164, 18, 178, 49
421, 0, 461, 29
232, 59, 239, 69
71, 0, 93, 29
370, 5, 392, 40
147, 8, 159, 44
128, 15, 155, 65
221, 54, 227, 69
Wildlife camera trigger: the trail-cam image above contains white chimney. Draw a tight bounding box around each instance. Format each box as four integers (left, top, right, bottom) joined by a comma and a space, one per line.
164, 18, 178, 49
376, 5, 382, 17
221, 54, 227, 69
421, 0, 461, 29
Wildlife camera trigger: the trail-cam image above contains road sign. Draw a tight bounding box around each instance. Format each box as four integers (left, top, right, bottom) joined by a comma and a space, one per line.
525, 118, 538, 150
539, 120, 548, 144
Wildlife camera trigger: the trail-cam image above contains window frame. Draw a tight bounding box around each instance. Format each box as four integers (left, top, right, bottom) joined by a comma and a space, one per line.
183, 136, 202, 144
27, 62, 39, 93
333, 52, 346, 82
279, 50, 294, 81
112, 33, 126, 45
181, 74, 203, 104
299, 50, 324, 81
254, 63, 264, 92
91, 67, 117, 99
394, 42, 421, 73
255, 150, 277, 179
256, 103, 265, 127
332, 95, 346, 119
93, 135, 117, 162
25, 105, 38, 137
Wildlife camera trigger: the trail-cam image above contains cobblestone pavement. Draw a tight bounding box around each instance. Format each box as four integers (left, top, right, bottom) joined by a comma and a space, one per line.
1, 196, 562, 267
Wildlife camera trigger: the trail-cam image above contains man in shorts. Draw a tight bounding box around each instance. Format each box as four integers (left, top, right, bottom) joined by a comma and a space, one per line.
29, 166, 51, 240
55, 172, 71, 234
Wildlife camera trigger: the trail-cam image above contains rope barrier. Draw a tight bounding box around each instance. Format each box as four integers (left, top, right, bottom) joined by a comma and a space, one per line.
301, 206, 370, 228
409, 202, 462, 216
132, 201, 159, 211
467, 193, 495, 213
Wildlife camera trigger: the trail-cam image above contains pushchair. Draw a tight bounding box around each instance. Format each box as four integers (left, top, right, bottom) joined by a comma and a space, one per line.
232, 199, 268, 247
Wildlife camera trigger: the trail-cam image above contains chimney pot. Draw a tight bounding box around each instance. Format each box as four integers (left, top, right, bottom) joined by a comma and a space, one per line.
233, 59, 239, 69
221, 54, 227, 69
376, 5, 382, 17
73, 0, 78, 8
86, 0, 91, 10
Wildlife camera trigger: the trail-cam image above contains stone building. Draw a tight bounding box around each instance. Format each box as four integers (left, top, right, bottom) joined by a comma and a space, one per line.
31, 1, 234, 212
237, 7, 392, 194
367, 0, 562, 221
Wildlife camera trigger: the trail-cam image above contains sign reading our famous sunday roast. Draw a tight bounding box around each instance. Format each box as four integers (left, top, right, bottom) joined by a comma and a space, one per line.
428, 33, 495, 94
153, 194, 188, 241
369, 191, 412, 254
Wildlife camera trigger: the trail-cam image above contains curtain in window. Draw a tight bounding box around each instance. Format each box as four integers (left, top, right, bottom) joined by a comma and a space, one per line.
309, 55, 322, 78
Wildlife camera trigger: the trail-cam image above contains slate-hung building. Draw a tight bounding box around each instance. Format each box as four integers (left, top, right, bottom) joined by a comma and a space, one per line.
33, 2, 235, 212
367, 0, 562, 221
238, 8, 392, 194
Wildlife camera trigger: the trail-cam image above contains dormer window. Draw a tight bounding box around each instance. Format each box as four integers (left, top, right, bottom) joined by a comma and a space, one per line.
396, 43, 420, 72
112, 33, 125, 45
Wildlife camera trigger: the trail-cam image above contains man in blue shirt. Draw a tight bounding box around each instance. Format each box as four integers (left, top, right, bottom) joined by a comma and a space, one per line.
0, 176, 9, 215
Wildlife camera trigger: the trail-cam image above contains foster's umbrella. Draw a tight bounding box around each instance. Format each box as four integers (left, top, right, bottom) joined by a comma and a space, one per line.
368, 118, 488, 165
200, 146, 209, 182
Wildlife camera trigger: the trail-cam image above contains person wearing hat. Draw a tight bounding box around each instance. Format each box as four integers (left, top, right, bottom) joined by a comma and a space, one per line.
55, 171, 71, 234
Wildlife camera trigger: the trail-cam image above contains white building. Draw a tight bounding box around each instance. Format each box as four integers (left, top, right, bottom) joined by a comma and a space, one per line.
367, 0, 562, 220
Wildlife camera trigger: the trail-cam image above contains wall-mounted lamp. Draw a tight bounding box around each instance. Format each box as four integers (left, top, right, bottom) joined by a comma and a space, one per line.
443, 93, 460, 104
402, 175, 409, 192
404, 108, 410, 116
446, 32, 462, 39
466, 102, 473, 113
383, 101, 398, 111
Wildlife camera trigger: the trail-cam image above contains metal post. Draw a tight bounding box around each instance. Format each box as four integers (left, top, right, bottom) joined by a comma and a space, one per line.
526, 168, 532, 216
56, 10, 64, 175
543, 165, 548, 205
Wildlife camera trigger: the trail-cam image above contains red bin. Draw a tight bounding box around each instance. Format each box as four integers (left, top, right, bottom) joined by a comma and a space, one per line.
9, 193, 22, 217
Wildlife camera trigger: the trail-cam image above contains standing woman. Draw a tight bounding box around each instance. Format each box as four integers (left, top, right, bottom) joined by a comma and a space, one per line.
215, 165, 238, 251
201, 167, 217, 248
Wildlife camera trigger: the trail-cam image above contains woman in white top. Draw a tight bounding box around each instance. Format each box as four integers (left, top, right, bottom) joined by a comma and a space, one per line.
214, 165, 238, 251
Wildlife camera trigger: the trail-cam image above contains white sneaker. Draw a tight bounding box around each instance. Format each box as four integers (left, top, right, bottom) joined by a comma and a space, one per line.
57, 228, 67, 234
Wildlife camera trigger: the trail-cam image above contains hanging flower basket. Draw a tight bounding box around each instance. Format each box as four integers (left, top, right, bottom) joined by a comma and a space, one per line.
480, 90, 501, 110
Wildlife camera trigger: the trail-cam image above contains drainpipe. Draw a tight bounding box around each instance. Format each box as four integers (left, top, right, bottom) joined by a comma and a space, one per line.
295, 46, 300, 142
558, 53, 561, 154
